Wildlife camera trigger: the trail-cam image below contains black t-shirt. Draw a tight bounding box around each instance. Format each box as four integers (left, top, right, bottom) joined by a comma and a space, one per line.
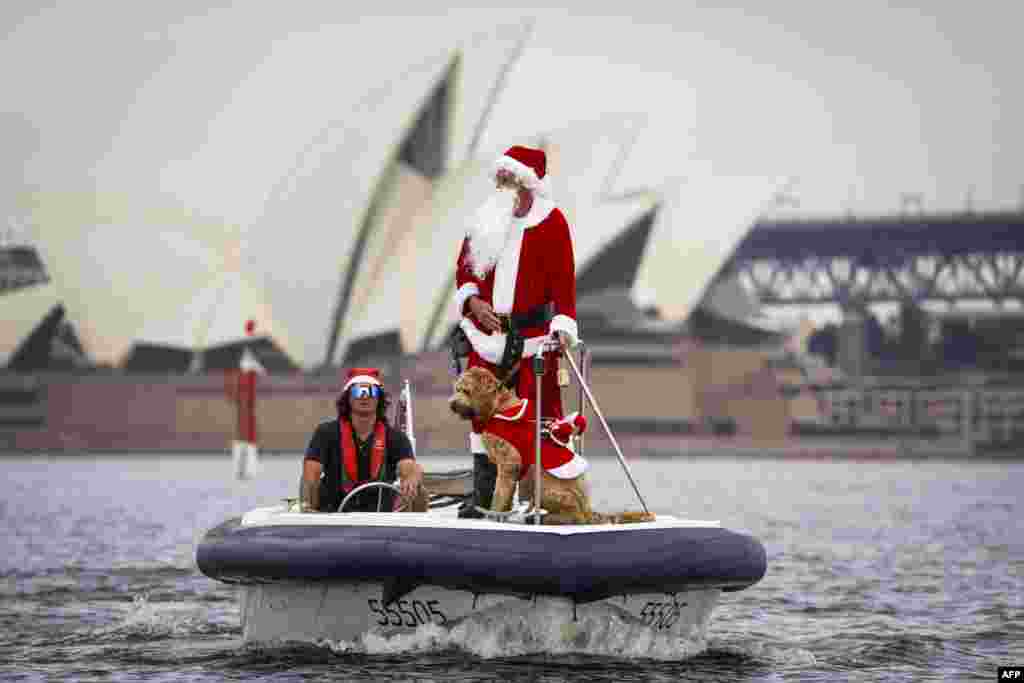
304, 419, 414, 512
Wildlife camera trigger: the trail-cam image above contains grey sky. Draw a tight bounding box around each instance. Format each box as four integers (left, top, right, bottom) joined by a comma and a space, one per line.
2, 0, 1021, 228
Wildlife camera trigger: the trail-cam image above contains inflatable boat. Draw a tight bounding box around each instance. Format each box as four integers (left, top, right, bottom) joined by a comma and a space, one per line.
196, 367, 766, 646
195, 487, 766, 645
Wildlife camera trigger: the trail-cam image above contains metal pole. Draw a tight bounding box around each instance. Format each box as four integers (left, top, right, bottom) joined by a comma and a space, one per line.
403, 380, 416, 457
562, 349, 649, 513
533, 346, 545, 523
576, 342, 589, 458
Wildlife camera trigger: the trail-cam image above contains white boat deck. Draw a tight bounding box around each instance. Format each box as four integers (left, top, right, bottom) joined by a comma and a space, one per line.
241, 505, 720, 534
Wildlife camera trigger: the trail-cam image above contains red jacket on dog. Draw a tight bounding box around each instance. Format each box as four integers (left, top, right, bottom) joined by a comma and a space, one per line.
483, 400, 588, 481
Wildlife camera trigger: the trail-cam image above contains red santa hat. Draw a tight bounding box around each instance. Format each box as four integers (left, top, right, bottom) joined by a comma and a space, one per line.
494, 145, 550, 197
550, 411, 588, 442
342, 367, 383, 392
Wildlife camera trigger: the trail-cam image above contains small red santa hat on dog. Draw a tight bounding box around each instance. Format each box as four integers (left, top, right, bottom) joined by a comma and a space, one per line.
342, 367, 383, 392
550, 411, 588, 443
494, 145, 550, 197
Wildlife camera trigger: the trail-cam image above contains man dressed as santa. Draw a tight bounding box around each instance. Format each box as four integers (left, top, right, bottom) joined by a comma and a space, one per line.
453, 145, 579, 517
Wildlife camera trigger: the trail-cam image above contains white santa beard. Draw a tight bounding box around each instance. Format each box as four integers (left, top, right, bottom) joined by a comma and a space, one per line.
466, 189, 517, 278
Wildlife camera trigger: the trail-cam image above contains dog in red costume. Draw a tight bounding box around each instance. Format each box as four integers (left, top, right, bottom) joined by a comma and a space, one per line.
449, 366, 655, 525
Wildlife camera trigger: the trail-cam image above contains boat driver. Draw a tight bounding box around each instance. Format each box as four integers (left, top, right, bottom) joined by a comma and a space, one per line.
299, 368, 427, 513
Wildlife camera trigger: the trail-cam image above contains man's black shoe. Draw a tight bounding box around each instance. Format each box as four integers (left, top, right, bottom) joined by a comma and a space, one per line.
457, 502, 485, 519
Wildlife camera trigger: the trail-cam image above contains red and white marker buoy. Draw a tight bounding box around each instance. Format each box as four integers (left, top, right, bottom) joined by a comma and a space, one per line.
231, 320, 266, 479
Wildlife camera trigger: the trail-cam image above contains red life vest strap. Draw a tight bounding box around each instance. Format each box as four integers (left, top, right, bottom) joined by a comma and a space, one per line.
339, 419, 387, 492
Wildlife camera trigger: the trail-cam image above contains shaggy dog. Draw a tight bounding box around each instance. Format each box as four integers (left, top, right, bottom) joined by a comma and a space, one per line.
449, 366, 655, 525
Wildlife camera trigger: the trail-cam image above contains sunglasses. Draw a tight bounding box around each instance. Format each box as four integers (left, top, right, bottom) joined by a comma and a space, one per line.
350, 384, 381, 399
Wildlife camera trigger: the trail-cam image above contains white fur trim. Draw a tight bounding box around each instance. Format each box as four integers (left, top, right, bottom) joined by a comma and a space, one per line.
469, 432, 486, 454
549, 314, 579, 346
516, 196, 555, 230
493, 399, 529, 421
459, 318, 551, 365
494, 156, 551, 197
547, 452, 589, 479
520, 335, 551, 358
342, 374, 383, 391
454, 282, 480, 314
493, 197, 555, 313
492, 229, 522, 314
547, 431, 572, 449
460, 318, 502, 363
548, 412, 584, 443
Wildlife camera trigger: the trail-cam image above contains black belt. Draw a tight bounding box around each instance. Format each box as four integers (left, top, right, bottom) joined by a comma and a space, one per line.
448, 303, 553, 379
496, 303, 553, 334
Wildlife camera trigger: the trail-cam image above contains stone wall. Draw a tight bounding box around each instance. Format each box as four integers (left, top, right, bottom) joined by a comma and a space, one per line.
2, 341, 812, 452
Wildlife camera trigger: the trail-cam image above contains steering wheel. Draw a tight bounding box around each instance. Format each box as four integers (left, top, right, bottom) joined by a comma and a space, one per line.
338, 482, 407, 513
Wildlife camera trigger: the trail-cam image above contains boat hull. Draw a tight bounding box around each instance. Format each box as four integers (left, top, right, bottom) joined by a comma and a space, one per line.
240, 580, 721, 646
196, 506, 765, 647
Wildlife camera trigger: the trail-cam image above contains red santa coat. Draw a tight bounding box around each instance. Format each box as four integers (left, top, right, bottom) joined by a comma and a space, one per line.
455, 197, 579, 350
483, 400, 589, 481
455, 196, 579, 451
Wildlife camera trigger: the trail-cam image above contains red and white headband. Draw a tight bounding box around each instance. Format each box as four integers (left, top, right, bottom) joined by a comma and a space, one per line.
343, 374, 383, 392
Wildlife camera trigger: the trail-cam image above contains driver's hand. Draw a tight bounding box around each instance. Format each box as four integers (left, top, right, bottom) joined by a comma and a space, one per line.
399, 475, 420, 499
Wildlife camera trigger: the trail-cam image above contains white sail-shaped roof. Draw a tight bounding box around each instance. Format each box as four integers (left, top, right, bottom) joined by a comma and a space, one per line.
397, 158, 496, 353
542, 118, 659, 279
22, 19, 781, 369
446, 23, 533, 171
249, 23, 532, 367
333, 27, 539, 361
26, 192, 238, 366
633, 175, 786, 322
335, 160, 440, 360
23, 27, 532, 370
245, 56, 454, 369
132, 243, 297, 360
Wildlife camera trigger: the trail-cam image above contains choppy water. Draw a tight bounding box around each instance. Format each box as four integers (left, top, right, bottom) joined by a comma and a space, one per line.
1, 452, 1021, 682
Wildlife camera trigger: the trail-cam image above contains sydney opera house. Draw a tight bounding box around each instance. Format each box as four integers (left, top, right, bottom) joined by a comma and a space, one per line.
1, 28, 815, 453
